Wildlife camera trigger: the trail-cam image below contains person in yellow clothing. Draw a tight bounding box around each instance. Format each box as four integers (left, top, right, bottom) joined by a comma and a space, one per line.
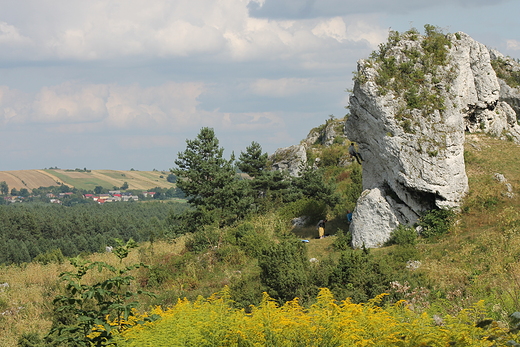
317, 219, 327, 239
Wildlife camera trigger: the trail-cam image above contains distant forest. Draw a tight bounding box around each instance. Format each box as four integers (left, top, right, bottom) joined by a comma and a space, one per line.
0, 201, 190, 264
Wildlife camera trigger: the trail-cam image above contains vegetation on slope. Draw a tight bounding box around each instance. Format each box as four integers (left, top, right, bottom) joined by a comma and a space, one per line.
2, 128, 520, 346
115, 288, 512, 347
491, 57, 520, 89
0, 201, 190, 264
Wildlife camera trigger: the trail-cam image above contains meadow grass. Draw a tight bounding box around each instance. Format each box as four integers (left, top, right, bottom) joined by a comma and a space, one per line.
2, 133, 520, 345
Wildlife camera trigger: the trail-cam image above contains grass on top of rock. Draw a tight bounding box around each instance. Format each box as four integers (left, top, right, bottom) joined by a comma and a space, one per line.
356, 24, 453, 132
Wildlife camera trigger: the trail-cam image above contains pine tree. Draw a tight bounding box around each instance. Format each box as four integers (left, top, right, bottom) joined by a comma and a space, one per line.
237, 141, 268, 178
171, 127, 237, 211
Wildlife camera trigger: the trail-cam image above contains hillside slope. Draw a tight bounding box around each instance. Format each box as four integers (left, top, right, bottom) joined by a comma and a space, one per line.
0, 133, 519, 347
0, 169, 175, 191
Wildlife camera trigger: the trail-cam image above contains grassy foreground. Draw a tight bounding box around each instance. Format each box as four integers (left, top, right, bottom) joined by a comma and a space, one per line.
1, 134, 520, 346
114, 288, 514, 347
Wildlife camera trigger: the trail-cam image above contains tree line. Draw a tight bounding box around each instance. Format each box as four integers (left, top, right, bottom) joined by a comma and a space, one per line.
0, 201, 189, 264
0, 182, 185, 206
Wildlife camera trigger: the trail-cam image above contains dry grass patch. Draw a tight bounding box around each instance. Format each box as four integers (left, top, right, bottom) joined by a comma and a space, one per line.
0, 239, 187, 347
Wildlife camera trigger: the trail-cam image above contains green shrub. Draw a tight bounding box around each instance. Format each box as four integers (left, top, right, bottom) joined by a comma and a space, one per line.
386, 225, 418, 246
33, 248, 65, 265
491, 57, 520, 88
215, 244, 247, 266
364, 25, 452, 132
418, 208, 455, 239
333, 228, 352, 251
230, 272, 263, 310
333, 136, 345, 145
229, 222, 270, 258
277, 198, 327, 224
147, 265, 172, 287
17, 332, 43, 347
185, 224, 222, 253
46, 239, 157, 346
388, 245, 421, 264
320, 145, 349, 167
258, 237, 311, 304
329, 248, 393, 303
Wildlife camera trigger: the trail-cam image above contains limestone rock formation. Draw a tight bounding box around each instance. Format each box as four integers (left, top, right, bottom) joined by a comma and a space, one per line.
269, 119, 347, 176
346, 28, 520, 248
269, 144, 307, 177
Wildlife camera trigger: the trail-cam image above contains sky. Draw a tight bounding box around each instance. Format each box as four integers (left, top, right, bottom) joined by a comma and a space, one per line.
1, 0, 519, 171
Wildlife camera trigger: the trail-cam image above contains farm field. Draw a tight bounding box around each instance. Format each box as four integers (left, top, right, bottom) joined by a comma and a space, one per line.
0, 169, 175, 191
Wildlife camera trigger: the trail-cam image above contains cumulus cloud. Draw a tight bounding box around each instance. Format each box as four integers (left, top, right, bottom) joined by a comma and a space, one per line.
0, 0, 385, 64
507, 39, 520, 51
312, 17, 348, 42
32, 83, 109, 123
247, 0, 511, 19
249, 78, 314, 97
0, 21, 30, 44
0, 80, 296, 141
0, 81, 208, 131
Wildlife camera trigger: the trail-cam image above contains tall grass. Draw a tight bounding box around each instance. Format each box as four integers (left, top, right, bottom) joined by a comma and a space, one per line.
2, 133, 520, 345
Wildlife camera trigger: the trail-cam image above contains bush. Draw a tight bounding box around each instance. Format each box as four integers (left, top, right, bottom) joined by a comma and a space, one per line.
46, 239, 156, 346
277, 198, 327, 225
258, 237, 311, 304
33, 248, 65, 265
228, 222, 270, 258
185, 224, 222, 253
388, 245, 421, 264
329, 248, 393, 303
418, 208, 455, 239
166, 173, 177, 183
333, 228, 352, 251
386, 225, 417, 246
319, 145, 349, 167
115, 288, 517, 347
17, 332, 43, 347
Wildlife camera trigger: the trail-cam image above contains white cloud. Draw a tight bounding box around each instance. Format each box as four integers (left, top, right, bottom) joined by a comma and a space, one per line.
0, 80, 294, 140
0, 21, 30, 44
312, 17, 347, 42
0, 0, 385, 65
32, 83, 109, 123
0, 81, 208, 131
507, 39, 520, 51
250, 78, 314, 97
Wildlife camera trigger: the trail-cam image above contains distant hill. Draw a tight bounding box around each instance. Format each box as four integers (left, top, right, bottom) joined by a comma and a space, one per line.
0, 169, 175, 191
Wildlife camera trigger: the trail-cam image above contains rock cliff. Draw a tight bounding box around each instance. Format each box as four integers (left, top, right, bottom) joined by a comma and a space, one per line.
346, 27, 520, 248
269, 118, 348, 176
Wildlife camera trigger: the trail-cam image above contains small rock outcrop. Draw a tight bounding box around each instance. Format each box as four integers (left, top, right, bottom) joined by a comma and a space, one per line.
346, 27, 520, 248
269, 144, 308, 177
269, 119, 347, 176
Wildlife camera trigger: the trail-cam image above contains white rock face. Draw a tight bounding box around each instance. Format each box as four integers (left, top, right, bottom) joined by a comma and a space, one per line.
269, 144, 307, 177
346, 31, 520, 248
270, 119, 347, 176
350, 188, 399, 248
